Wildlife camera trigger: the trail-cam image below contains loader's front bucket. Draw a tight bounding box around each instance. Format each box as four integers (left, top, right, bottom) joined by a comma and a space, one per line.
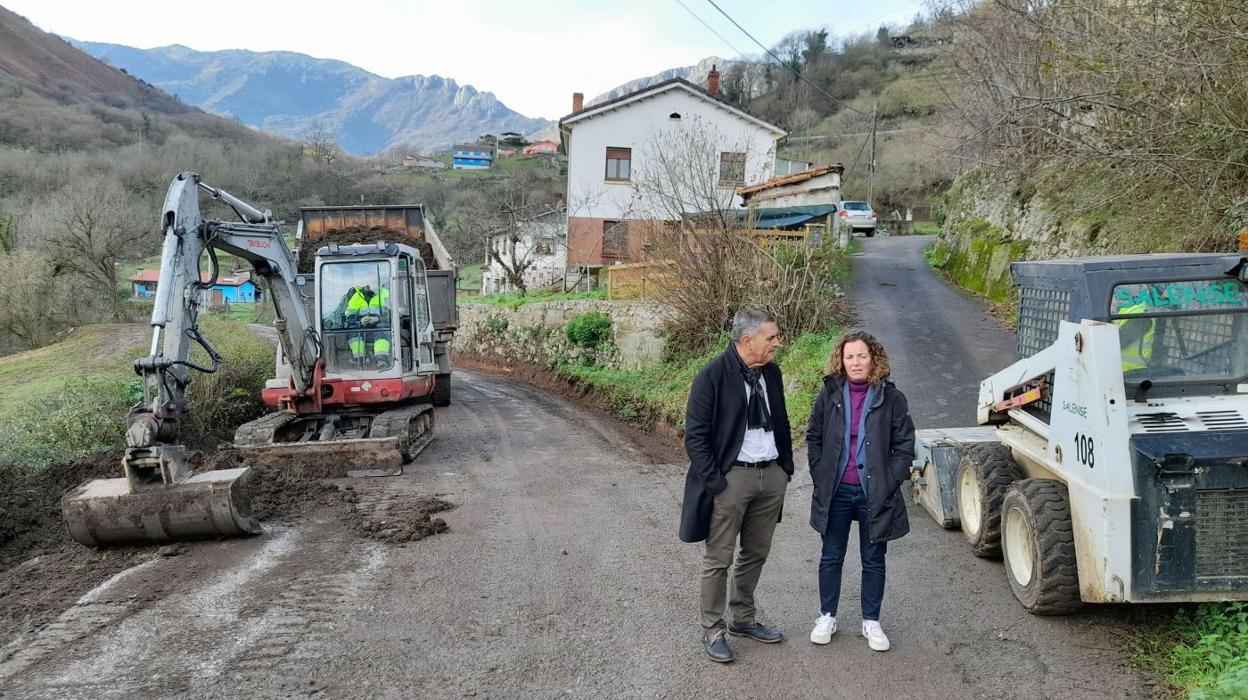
63, 468, 260, 547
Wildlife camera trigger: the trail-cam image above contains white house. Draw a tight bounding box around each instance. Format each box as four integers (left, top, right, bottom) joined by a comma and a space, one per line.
481, 206, 567, 294
558, 69, 786, 271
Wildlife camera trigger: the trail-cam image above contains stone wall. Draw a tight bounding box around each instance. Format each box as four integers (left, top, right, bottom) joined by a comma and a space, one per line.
936, 171, 1101, 302
454, 300, 669, 370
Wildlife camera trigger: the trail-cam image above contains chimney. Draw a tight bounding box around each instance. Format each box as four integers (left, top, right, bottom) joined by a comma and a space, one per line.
572, 92, 584, 113
707, 65, 720, 97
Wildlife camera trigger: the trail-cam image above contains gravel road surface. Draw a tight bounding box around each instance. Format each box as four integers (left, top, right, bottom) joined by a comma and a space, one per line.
0, 237, 1154, 698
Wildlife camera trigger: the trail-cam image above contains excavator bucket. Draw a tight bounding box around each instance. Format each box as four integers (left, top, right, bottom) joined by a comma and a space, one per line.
62, 447, 260, 547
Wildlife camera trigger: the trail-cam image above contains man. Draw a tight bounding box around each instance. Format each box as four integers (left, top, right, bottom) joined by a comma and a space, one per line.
345, 284, 392, 363
680, 307, 793, 663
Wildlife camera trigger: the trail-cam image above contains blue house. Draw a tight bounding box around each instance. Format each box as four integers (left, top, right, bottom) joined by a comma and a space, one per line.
452, 144, 494, 169
130, 269, 262, 304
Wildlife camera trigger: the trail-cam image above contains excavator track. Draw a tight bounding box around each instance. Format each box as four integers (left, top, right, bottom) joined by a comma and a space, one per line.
233, 404, 434, 477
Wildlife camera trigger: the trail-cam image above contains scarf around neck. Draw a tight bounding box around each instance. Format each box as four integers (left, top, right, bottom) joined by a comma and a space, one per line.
732, 345, 772, 432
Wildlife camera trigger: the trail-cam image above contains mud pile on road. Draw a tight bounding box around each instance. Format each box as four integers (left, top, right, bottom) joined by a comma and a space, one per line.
0, 451, 153, 644
297, 225, 438, 273
0, 450, 125, 570
201, 445, 341, 522
340, 489, 453, 543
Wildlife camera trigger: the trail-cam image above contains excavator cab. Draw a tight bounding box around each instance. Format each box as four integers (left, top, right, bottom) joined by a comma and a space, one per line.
315, 245, 437, 377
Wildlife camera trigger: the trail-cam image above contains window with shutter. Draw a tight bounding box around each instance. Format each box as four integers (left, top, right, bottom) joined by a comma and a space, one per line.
603, 220, 630, 260
719, 152, 746, 186
605, 147, 632, 181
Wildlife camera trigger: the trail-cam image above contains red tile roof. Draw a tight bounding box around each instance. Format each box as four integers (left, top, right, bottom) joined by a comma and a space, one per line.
736, 165, 845, 197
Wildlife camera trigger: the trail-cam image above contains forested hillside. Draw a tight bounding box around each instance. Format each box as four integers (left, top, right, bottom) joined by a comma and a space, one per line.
0, 6, 561, 354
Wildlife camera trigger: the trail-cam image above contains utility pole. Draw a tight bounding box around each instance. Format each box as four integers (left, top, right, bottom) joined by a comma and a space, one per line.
868, 102, 878, 204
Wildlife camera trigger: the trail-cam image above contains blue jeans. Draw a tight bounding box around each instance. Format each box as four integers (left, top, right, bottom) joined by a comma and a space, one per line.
819, 482, 887, 620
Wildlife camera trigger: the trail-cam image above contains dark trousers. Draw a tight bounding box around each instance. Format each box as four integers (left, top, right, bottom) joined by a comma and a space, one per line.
700, 463, 787, 629
819, 482, 887, 620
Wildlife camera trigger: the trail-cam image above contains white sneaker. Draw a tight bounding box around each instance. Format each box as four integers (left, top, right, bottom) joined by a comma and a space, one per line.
861, 620, 890, 651
810, 613, 836, 645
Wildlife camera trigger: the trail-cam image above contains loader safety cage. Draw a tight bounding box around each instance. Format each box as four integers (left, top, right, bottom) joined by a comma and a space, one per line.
1012, 254, 1248, 392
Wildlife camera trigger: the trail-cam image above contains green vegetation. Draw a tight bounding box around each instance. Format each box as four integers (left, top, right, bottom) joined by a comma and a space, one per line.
1134, 603, 1248, 699
0, 319, 274, 474
466, 288, 606, 311
931, 217, 1028, 304
0, 324, 146, 412
912, 220, 941, 236
457, 263, 484, 293
559, 328, 838, 444
923, 241, 952, 270
565, 312, 612, 350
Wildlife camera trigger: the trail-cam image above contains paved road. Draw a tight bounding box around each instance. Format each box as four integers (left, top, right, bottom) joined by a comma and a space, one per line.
0, 238, 1153, 698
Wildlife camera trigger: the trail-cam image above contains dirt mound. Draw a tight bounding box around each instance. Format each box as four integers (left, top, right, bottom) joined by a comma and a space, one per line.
0, 450, 124, 570
341, 490, 454, 543
199, 445, 342, 522
0, 451, 156, 645
297, 225, 438, 272
0, 443, 450, 644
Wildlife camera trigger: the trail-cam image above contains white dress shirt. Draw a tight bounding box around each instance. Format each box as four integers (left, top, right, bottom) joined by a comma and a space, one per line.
736, 376, 780, 463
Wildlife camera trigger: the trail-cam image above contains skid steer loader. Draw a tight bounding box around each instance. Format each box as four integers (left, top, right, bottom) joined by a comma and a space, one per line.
62, 172, 448, 546
911, 252, 1248, 613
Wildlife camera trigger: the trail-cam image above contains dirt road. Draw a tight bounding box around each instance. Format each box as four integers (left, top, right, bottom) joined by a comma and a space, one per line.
1, 238, 1153, 698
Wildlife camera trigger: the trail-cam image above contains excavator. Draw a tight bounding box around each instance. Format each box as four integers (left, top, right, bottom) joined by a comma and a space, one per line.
62, 172, 445, 546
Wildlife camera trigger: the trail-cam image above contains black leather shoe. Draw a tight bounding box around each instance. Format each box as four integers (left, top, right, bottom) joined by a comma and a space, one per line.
702, 628, 735, 663
727, 621, 785, 643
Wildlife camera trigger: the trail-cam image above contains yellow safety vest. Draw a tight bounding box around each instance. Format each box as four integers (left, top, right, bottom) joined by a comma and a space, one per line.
347, 286, 389, 313
1115, 302, 1154, 371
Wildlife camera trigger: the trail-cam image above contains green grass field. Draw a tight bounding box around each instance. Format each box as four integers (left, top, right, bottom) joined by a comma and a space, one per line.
0, 324, 148, 412
457, 263, 484, 293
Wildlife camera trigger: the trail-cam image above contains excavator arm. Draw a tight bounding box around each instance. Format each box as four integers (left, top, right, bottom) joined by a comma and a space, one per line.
128, 172, 319, 469
63, 172, 317, 546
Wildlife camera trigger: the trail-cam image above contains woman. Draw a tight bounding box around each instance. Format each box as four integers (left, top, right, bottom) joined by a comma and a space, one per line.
805, 330, 915, 651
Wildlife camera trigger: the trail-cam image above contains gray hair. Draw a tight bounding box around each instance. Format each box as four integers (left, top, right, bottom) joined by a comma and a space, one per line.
731, 307, 777, 342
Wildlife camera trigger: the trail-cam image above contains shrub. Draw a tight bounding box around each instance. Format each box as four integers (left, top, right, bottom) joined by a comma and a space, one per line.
565, 312, 612, 349
923, 241, 952, 269
180, 318, 274, 448
484, 315, 509, 333
0, 377, 138, 474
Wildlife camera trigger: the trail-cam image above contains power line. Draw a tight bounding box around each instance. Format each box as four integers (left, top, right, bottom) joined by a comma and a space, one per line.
844, 123, 872, 180
704, 0, 869, 117
673, 0, 750, 59
786, 126, 924, 141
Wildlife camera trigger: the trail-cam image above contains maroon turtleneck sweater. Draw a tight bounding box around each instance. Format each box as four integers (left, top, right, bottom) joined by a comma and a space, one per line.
842, 379, 870, 485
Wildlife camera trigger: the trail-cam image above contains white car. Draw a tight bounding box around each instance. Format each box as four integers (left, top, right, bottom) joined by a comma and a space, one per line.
838, 201, 877, 236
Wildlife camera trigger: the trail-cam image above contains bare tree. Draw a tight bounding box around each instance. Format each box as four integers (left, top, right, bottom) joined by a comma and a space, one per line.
481, 178, 563, 295
304, 124, 341, 168
0, 250, 71, 348
630, 118, 846, 349
938, 0, 1248, 251
38, 179, 150, 320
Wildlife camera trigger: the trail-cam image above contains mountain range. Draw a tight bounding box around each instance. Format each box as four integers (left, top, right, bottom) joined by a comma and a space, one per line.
588, 56, 734, 106
71, 40, 553, 155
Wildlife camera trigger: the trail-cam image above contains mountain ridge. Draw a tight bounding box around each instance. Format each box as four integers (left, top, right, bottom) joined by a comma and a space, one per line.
72, 40, 553, 155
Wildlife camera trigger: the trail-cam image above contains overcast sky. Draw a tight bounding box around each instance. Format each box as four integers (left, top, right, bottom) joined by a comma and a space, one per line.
5, 0, 927, 120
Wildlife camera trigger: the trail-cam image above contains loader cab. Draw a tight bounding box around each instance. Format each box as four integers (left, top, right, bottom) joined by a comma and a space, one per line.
315, 243, 437, 377
1109, 278, 1248, 394
1013, 253, 1248, 398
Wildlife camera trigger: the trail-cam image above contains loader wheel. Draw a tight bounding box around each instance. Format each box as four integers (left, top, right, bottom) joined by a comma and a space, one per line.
431, 373, 451, 407
1001, 479, 1081, 615
957, 444, 1022, 558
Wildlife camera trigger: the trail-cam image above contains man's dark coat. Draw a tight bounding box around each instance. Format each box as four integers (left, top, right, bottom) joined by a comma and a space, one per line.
679, 347, 794, 543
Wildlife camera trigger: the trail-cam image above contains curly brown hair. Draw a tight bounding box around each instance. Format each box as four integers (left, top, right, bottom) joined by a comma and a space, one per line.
825, 330, 891, 385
